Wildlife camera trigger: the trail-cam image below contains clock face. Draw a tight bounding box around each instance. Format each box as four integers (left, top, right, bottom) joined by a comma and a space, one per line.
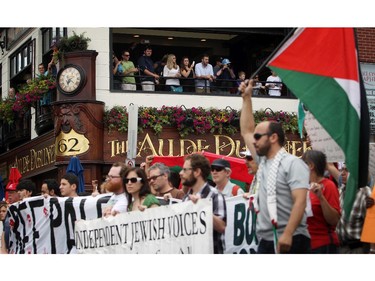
58, 65, 84, 95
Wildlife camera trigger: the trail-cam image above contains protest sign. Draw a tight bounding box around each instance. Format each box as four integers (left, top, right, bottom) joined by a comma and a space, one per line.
304, 110, 345, 162
75, 199, 213, 254
224, 195, 258, 254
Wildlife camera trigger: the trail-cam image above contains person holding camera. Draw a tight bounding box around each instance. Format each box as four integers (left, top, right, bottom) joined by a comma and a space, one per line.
216, 58, 236, 93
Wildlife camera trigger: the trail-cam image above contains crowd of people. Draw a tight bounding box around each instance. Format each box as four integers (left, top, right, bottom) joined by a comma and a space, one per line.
1, 78, 374, 254
112, 45, 283, 95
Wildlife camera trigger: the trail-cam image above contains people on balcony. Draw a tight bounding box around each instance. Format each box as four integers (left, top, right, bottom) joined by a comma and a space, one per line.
163, 54, 182, 92
194, 54, 214, 93
180, 56, 196, 92
137, 45, 160, 92
118, 50, 138, 91
266, 70, 282, 96
215, 58, 236, 94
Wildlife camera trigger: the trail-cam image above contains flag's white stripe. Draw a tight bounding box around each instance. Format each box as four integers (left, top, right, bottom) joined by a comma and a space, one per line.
335, 78, 361, 118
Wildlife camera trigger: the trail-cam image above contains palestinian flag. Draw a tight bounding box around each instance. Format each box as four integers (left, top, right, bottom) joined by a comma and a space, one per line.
152, 152, 254, 190
267, 28, 370, 218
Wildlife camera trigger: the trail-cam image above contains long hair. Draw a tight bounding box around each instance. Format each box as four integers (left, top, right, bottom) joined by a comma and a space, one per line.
123, 167, 152, 204
166, 54, 177, 70
180, 56, 190, 70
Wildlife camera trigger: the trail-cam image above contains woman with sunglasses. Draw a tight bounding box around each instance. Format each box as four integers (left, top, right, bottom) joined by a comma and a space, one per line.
123, 167, 160, 211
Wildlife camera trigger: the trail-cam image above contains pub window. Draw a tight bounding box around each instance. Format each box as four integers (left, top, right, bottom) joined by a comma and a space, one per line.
10, 40, 33, 79
41, 27, 67, 54
41, 28, 67, 69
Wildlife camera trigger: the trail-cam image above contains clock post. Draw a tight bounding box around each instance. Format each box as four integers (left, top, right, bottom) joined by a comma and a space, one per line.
53, 50, 105, 192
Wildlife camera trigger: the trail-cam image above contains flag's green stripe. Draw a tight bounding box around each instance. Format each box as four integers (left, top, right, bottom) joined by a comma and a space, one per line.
270, 66, 360, 215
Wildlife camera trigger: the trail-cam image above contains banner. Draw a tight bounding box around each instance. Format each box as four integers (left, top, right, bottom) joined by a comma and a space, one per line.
7, 194, 111, 254
6, 194, 258, 254
75, 199, 213, 254
224, 195, 258, 254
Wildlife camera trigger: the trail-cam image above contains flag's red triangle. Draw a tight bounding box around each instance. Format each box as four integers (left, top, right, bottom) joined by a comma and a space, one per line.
269, 28, 359, 81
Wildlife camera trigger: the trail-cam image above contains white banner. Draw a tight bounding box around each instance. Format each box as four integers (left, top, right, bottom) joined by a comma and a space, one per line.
7, 194, 111, 254
224, 196, 258, 254
75, 199, 213, 254
7, 194, 257, 254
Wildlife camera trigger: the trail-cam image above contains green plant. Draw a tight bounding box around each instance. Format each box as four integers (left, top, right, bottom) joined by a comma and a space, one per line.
56, 31, 91, 53
0, 97, 16, 124
104, 106, 299, 137
13, 75, 56, 115
52, 32, 91, 64
104, 105, 128, 134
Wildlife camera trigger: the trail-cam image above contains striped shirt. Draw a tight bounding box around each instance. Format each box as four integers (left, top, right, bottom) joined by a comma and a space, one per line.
336, 185, 371, 242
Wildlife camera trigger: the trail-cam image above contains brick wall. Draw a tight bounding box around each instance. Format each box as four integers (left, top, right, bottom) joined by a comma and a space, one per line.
356, 28, 375, 63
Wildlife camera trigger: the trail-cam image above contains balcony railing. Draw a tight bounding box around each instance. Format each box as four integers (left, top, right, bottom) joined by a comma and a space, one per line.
34, 89, 56, 136
113, 75, 295, 97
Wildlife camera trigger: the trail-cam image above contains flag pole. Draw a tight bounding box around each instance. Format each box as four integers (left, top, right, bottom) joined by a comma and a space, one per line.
236, 28, 298, 95
353, 28, 370, 188
249, 28, 298, 79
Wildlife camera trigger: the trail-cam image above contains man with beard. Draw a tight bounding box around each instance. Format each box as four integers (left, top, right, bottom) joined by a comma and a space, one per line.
239, 79, 310, 254
179, 154, 226, 254
103, 162, 129, 216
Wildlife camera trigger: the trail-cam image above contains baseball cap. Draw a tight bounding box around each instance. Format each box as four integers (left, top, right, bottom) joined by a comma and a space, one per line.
240, 150, 253, 160
211, 159, 231, 169
222, 58, 231, 65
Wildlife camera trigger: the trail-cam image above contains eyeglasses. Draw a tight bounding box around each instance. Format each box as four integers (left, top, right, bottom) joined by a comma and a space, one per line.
211, 166, 225, 172
124, 177, 142, 184
124, 54, 130, 57
148, 174, 163, 181
181, 167, 193, 172
254, 132, 271, 141
106, 175, 121, 180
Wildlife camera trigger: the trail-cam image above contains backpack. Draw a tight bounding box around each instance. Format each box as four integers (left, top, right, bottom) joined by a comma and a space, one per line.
231, 185, 241, 196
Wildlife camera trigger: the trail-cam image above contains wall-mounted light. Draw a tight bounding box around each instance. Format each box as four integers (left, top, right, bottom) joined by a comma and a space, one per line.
133, 35, 140, 38
168, 37, 174, 40
200, 39, 206, 42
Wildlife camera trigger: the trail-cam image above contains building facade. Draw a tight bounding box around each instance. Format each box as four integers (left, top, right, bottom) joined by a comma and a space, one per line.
0, 27, 373, 194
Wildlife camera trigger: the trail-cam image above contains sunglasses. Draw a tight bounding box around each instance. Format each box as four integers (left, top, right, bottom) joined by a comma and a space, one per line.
245, 155, 253, 161
124, 177, 142, 184
211, 166, 225, 172
148, 174, 163, 181
254, 132, 271, 141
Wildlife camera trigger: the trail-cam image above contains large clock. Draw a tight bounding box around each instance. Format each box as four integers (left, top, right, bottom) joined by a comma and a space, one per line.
57, 64, 85, 95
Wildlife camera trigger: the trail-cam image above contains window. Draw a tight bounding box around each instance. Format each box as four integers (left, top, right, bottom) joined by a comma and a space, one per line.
10, 40, 33, 79
41, 28, 67, 55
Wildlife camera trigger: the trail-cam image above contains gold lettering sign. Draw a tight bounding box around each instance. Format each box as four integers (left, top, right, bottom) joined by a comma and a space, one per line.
55, 129, 90, 156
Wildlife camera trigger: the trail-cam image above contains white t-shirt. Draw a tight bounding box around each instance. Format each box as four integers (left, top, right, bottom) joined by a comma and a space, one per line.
163, 65, 180, 86
107, 193, 128, 214
266, 75, 282, 96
